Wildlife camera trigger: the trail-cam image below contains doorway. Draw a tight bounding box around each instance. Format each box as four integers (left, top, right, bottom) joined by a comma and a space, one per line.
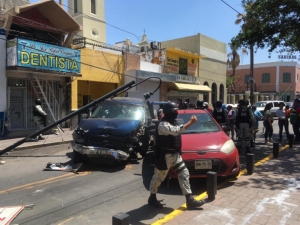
9, 88, 26, 129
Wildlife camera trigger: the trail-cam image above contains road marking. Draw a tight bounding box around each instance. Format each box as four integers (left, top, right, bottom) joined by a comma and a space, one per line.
152, 144, 290, 225
0, 172, 90, 195
57, 217, 74, 225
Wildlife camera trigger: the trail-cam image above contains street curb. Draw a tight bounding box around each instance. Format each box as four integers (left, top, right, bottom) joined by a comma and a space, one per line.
12, 140, 72, 152
151, 144, 290, 225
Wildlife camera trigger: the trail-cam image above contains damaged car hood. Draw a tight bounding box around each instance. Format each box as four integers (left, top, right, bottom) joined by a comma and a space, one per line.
77, 118, 141, 136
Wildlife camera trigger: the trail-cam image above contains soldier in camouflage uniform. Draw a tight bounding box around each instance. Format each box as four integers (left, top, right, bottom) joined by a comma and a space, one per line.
235, 100, 255, 155
32, 99, 47, 141
148, 102, 205, 210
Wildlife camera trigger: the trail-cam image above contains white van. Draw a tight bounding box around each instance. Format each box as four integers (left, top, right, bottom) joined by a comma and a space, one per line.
253, 101, 285, 117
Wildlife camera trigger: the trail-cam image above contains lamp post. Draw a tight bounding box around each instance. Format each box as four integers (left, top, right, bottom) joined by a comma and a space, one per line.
249, 44, 254, 105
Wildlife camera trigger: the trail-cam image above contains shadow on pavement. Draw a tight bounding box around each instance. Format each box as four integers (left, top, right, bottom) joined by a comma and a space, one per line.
126, 204, 174, 225
234, 148, 300, 191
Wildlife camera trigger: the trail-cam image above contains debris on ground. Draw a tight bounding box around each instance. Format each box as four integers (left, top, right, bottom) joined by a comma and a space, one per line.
44, 162, 82, 173
0, 161, 6, 165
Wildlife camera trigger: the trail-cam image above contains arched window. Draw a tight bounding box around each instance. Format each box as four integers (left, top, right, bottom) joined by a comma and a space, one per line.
212, 83, 217, 103
219, 84, 224, 102
203, 81, 209, 103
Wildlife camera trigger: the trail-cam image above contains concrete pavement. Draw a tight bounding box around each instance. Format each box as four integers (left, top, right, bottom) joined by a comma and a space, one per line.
0, 129, 73, 152
154, 145, 300, 225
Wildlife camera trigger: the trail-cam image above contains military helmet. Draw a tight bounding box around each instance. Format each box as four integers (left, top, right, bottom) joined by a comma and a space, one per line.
215, 101, 223, 108
35, 99, 42, 105
238, 99, 248, 106
163, 102, 178, 114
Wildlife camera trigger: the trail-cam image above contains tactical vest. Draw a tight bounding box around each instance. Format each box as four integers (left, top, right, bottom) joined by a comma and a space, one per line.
156, 118, 182, 151
237, 107, 251, 124
32, 106, 44, 118
213, 109, 226, 123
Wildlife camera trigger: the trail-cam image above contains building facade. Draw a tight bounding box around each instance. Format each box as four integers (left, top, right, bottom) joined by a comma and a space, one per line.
161, 33, 227, 105
68, 0, 106, 45
123, 36, 211, 105
227, 61, 300, 103
0, 0, 82, 137
70, 45, 124, 128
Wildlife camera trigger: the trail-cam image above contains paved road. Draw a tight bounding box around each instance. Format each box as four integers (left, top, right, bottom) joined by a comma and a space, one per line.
0, 121, 293, 225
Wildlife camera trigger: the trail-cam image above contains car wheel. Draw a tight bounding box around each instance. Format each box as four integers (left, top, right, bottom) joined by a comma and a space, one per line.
73, 150, 83, 164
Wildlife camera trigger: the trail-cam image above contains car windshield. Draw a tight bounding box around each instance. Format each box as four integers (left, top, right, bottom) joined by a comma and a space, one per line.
253, 102, 267, 107
176, 113, 220, 134
91, 102, 144, 120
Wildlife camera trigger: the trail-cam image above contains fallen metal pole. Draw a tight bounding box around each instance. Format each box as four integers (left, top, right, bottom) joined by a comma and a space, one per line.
0, 81, 135, 156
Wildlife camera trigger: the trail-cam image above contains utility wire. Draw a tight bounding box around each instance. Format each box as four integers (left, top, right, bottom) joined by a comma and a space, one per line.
4, 13, 228, 83
220, 0, 242, 14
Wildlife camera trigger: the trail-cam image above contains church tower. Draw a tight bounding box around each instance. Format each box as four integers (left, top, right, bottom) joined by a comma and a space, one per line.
68, 0, 106, 45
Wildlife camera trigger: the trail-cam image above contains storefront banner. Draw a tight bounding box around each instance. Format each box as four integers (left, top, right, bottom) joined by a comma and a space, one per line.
7, 38, 81, 73
176, 74, 200, 84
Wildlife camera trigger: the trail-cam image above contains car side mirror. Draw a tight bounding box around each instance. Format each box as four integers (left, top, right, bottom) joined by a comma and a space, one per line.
81, 113, 88, 119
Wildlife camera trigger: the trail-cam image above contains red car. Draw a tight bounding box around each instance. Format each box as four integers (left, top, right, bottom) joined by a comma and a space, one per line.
168, 109, 240, 178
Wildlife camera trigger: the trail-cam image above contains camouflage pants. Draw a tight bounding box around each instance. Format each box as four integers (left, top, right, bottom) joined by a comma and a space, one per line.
33, 116, 45, 137
236, 123, 252, 147
149, 153, 192, 195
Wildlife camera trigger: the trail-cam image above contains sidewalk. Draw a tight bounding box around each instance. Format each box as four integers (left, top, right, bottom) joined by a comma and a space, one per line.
160, 147, 300, 225
0, 129, 73, 152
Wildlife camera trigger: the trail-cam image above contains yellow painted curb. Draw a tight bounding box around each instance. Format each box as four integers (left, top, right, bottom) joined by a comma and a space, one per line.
151, 144, 290, 225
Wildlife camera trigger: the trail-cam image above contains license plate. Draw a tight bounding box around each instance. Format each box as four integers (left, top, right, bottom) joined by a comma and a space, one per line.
194, 160, 212, 169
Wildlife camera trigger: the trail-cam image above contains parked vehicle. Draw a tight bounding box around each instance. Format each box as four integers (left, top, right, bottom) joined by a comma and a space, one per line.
167, 109, 240, 178
253, 101, 285, 117
71, 97, 155, 165
285, 102, 293, 108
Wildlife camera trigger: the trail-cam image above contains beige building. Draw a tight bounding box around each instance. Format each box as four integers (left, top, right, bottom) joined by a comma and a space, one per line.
68, 0, 106, 45
161, 33, 227, 105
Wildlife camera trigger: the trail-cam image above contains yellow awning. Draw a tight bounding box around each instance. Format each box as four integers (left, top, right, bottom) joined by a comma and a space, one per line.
173, 82, 211, 92
166, 47, 206, 59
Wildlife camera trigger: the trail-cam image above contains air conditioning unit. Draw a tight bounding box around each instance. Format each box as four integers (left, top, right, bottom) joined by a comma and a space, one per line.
151, 41, 158, 50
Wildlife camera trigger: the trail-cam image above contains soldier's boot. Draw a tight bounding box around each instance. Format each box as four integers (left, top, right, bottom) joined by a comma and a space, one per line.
245, 147, 252, 155
38, 136, 45, 140
148, 193, 163, 208
250, 140, 255, 148
186, 194, 205, 210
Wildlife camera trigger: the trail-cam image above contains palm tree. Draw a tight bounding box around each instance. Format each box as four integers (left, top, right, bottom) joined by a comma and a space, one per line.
226, 46, 248, 93
227, 47, 248, 77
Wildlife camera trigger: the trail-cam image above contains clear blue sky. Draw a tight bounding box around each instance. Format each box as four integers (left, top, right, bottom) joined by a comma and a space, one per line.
30, 0, 287, 65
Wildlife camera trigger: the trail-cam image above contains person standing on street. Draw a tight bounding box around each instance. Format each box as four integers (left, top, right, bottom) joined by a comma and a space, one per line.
32, 99, 47, 141
235, 100, 255, 154
285, 105, 291, 137
276, 102, 289, 142
263, 103, 274, 144
290, 98, 300, 143
203, 102, 212, 114
148, 102, 205, 210
212, 101, 229, 135
227, 105, 236, 140
251, 105, 263, 144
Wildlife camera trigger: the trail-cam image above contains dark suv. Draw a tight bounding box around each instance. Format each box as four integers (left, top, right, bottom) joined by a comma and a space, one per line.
71, 97, 155, 165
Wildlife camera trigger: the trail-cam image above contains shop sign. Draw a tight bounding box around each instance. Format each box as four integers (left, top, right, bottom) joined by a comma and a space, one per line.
278, 55, 296, 59
7, 38, 81, 73
166, 57, 179, 72
188, 63, 197, 76
176, 74, 200, 84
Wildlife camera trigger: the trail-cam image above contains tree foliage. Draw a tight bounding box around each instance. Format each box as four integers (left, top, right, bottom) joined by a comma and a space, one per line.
230, 0, 300, 54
